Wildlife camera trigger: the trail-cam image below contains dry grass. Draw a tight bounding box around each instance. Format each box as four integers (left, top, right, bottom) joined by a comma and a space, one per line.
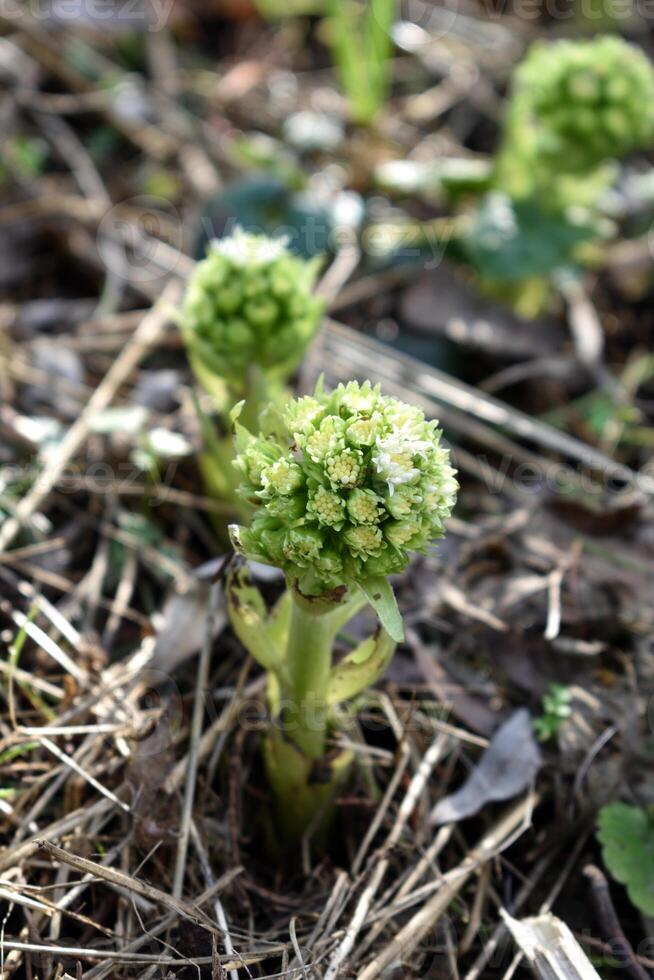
1, 5, 654, 978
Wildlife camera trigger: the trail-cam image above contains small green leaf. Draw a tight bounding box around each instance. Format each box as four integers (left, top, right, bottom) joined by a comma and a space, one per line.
226, 565, 281, 672
462, 192, 608, 283
258, 399, 288, 443
324, 590, 367, 639
327, 629, 395, 705
229, 401, 245, 425
597, 802, 654, 916
0, 741, 39, 766
266, 590, 292, 657
358, 577, 404, 643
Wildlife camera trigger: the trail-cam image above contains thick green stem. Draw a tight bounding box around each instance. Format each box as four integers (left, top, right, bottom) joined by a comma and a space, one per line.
284, 597, 334, 759
236, 365, 283, 434
263, 587, 367, 846
235, 380, 264, 435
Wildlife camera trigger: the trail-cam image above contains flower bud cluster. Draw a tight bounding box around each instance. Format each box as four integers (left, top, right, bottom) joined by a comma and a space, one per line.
499, 36, 654, 196
230, 381, 458, 595
181, 229, 323, 391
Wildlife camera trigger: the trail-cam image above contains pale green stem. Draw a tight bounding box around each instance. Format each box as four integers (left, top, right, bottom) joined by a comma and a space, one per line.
285, 597, 335, 759
234, 369, 268, 434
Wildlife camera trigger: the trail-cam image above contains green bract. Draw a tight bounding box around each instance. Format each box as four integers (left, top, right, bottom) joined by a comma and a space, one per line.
229, 380, 458, 596
181, 228, 324, 394
498, 36, 654, 198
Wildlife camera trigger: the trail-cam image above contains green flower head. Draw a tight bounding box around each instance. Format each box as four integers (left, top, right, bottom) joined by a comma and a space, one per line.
181, 228, 324, 393
498, 36, 654, 199
261, 458, 303, 496
229, 380, 458, 595
307, 484, 346, 528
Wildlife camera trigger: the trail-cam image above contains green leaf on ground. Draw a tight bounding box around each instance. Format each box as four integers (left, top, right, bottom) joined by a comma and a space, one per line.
462, 192, 608, 283
597, 802, 654, 915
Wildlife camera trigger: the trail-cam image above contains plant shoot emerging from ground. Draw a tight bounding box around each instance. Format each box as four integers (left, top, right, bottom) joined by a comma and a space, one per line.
179, 228, 324, 520
181, 228, 323, 410
533, 683, 572, 741
226, 380, 457, 841
457, 36, 654, 317
326, 0, 396, 125
497, 35, 654, 204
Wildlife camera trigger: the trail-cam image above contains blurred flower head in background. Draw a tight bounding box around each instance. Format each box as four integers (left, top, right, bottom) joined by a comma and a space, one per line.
181, 228, 324, 396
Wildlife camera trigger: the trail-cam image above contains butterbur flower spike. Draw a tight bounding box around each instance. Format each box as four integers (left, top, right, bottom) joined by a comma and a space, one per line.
181, 227, 324, 398
515, 36, 654, 169
180, 228, 324, 533
498, 35, 654, 201
229, 379, 458, 621
226, 381, 458, 846
474, 35, 654, 318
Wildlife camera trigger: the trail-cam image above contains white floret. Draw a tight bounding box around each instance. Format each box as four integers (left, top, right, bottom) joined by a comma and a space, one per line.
212, 227, 290, 267
372, 427, 432, 494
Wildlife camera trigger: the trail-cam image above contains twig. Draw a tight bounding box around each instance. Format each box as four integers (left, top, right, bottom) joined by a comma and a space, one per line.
356, 793, 537, 980
459, 863, 492, 956
172, 579, 222, 899
0, 882, 112, 938
0, 798, 114, 873
572, 727, 618, 799
323, 734, 450, 980
164, 677, 265, 795
560, 277, 605, 372
311, 320, 654, 496
0, 280, 183, 555
8, 607, 84, 682
501, 909, 602, 979
188, 820, 240, 980
545, 566, 565, 641
82, 869, 244, 980
463, 848, 569, 980
497, 829, 592, 980
0, 940, 284, 969
560, 276, 626, 405
102, 549, 138, 649
584, 865, 651, 980
36, 736, 130, 813
36, 841, 224, 938
316, 242, 361, 306
351, 738, 412, 876
0, 659, 64, 700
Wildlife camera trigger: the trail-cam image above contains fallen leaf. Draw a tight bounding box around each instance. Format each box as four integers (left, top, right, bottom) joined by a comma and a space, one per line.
430, 709, 541, 825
